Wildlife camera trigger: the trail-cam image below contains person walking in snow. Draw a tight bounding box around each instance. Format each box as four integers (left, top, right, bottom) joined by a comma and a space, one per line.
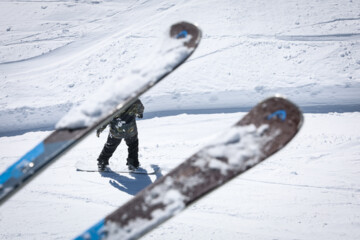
96, 99, 144, 171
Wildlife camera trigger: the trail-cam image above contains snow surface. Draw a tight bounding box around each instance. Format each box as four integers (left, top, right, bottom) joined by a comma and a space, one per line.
0, 0, 360, 239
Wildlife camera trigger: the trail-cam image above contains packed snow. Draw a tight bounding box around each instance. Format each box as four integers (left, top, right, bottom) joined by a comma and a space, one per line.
0, 0, 359, 239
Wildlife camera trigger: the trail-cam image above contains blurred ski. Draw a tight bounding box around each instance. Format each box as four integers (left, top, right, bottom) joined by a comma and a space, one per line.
0, 21, 202, 206
75, 96, 303, 240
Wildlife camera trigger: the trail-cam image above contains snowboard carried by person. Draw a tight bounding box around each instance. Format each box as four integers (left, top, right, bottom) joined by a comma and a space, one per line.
96, 99, 144, 171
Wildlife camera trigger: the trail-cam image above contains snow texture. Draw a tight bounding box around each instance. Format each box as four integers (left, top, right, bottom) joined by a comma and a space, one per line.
0, 0, 360, 240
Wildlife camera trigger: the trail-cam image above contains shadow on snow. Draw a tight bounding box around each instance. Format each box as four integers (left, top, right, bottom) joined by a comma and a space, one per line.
99, 164, 163, 196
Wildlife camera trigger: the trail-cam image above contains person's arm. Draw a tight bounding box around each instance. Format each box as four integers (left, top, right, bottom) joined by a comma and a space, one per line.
136, 100, 145, 118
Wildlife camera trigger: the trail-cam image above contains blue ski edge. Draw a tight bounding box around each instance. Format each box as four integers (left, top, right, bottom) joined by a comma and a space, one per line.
74, 219, 106, 240
0, 142, 45, 184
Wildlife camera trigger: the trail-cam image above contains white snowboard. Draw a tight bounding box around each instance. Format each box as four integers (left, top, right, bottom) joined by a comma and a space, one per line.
75, 161, 160, 175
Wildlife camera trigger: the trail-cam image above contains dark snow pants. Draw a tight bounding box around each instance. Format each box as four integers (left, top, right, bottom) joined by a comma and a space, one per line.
97, 133, 139, 165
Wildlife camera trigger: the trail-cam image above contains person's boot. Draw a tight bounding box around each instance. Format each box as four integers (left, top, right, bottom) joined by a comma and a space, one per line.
97, 159, 109, 171
126, 158, 139, 170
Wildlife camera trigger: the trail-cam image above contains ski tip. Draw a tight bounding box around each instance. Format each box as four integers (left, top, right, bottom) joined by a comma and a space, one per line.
237, 96, 303, 156
240, 95, 303, 126
170, 21, 202, 49
265, 95, 304, 129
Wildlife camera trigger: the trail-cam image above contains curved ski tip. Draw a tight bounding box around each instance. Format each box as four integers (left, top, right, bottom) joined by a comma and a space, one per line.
170, 21, 202, 48
238, 95, 304, 130
265, 95, 304, 130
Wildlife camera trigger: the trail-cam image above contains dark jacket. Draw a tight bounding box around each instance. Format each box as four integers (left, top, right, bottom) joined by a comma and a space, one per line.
98, 99, 144, 139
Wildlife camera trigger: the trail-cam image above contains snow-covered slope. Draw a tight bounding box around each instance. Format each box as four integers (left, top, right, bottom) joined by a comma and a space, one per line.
0, 0, 359, 239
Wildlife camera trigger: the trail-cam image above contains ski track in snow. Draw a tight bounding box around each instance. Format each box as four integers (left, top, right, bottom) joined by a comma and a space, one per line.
0, 0, 360, 239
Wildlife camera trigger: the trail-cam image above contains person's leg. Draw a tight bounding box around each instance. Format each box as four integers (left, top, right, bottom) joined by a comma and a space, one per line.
97, 134, 122, 169
125, 133, 139, 169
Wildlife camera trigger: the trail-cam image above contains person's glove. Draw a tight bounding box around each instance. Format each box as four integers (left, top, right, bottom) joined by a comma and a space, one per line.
137, 113, 143, 119
96, 128, 103, 137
